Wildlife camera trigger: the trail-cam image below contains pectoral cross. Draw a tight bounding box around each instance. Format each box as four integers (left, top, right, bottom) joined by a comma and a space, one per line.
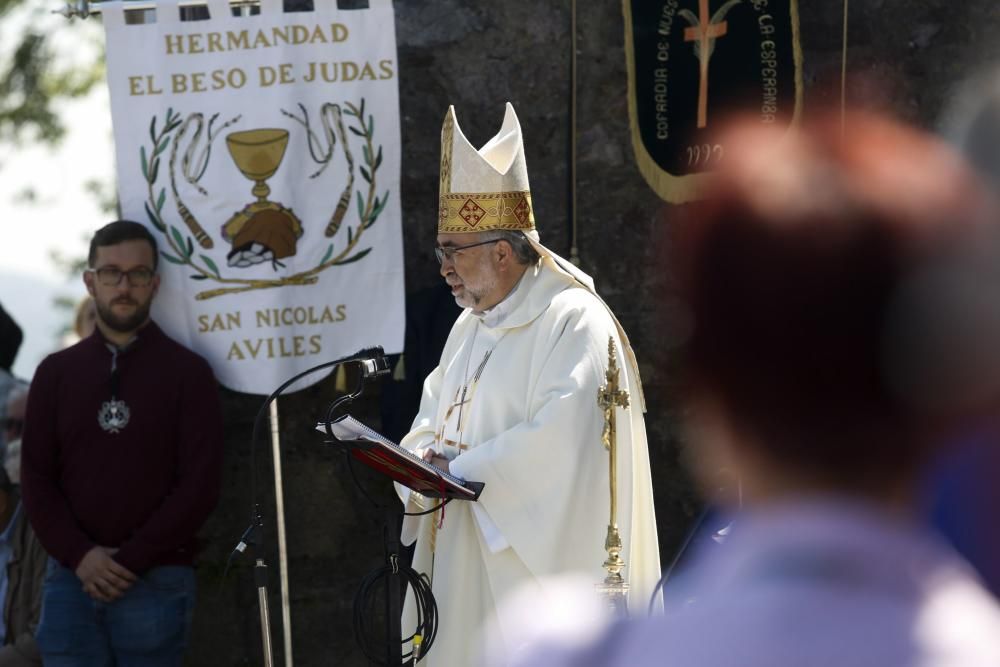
596, 337, 630, 613
684, 0, 732, 129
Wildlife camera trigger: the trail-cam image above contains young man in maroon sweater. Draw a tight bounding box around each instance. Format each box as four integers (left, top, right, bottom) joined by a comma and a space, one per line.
21, 220, 224, 666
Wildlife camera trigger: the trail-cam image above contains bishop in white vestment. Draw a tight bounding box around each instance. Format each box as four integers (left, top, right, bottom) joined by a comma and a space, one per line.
396, 103, 661, 665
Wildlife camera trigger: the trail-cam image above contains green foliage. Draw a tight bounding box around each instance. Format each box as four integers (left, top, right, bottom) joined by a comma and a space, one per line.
0, 2, 104, 147
83, 179, 118, 215
48, 233, 91, 279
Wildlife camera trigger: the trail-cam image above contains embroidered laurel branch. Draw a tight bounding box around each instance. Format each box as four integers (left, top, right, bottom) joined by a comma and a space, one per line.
140, 99, 388, 301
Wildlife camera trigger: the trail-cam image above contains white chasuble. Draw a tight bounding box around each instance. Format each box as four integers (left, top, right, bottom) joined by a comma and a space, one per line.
396, 259, 661, 665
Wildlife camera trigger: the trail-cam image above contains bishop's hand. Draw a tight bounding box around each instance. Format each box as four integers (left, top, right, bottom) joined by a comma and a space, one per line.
421, 448, 452, 474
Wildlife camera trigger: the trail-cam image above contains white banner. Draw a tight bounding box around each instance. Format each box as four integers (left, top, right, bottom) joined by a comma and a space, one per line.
102, 0, 404, 394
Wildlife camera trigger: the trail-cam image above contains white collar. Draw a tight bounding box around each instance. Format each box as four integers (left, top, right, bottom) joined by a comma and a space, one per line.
475, 265, 535, 328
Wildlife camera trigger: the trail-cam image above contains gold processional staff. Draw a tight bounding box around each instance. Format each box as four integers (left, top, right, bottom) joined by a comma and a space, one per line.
596, 336, 630, 614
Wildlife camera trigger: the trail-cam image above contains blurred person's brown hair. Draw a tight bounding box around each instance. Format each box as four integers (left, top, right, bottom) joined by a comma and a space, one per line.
73, 296, 97, 340
671, 112, 1000, 496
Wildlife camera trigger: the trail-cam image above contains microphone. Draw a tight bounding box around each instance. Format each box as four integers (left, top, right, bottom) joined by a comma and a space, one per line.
354, 346, 391, 379
231, 504, 264, 557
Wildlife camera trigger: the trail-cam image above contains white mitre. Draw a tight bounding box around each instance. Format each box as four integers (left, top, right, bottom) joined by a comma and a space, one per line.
438, 102, 535, 234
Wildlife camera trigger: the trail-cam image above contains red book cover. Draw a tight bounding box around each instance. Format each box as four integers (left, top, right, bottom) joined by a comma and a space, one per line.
316, 417, 482, 500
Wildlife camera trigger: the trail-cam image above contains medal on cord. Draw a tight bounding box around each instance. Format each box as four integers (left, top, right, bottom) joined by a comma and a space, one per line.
97, 344, 131, 434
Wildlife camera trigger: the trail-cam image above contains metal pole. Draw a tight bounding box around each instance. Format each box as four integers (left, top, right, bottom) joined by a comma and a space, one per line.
269, 399, 294, 666
53, 0, 259, 18
841, 0, 849, 140
256, 559, 275, 667
569, 0, 580, 266
255, 0, 290, 639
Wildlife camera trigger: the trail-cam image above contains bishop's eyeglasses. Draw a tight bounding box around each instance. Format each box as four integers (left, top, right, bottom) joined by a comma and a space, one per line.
433, 239, 500, 264
88, 266, 156, 288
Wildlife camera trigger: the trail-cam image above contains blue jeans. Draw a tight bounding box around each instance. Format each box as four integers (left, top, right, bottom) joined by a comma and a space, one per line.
36, 559, 195, 667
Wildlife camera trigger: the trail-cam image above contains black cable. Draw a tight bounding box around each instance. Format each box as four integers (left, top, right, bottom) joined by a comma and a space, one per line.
225, 350, 388, 606
248, 357, 356, 541
340, 436, 448, 664
648, 506, 711, 615
242, 347, 388, 554
341, 453, 444, 663
353, 560, 438, 665
218, 519, 259, 595
404, 500, 451, 518
238, 346, 442, 664
343, 452, 452, 517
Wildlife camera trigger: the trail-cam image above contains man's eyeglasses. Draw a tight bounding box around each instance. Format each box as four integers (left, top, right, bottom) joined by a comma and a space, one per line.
434, 239, 500, 264
88, 267, 156, 288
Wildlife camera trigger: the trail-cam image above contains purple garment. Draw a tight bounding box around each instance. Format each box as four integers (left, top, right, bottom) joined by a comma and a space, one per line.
517, 499, 1000, 667
922, 432, 1000, 598
21, 321, 223, 574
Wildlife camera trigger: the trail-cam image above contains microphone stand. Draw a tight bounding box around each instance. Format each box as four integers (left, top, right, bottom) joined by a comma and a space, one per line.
256, 558, 275, 667
318, 365, 405, 665
230, 504, 274, 666
231, 348, 391, 667
383, 510, 404, 666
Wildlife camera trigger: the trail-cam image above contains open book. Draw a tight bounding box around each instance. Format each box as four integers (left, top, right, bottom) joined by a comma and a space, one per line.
316, 416, 483, 501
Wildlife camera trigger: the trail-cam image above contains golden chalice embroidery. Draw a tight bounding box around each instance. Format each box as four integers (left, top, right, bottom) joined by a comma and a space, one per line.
222, 128, 304, 269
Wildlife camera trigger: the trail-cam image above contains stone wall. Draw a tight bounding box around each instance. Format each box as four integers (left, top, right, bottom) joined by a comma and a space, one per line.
186, 1, 1000, 664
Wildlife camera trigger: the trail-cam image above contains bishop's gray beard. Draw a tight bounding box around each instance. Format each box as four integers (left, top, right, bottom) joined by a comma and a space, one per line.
456, 275, 497, 310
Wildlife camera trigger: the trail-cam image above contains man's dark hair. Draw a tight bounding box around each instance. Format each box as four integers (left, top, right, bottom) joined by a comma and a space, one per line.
88, 220, 159, 270
482, 230, 540, 265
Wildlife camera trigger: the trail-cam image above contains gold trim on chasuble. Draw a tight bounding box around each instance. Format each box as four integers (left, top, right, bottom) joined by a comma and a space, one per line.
439, 112, 454, 201
428, 340, 502, 558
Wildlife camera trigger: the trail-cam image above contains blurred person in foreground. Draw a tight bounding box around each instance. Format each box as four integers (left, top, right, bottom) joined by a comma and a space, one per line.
0, 306, 26, 459
517, 112, 1000, 666
0, 459, 44, 666
21, 221, 224, 666
919, 69, 1000, 597
2, 386, 26, 486
0, 385, 44, 665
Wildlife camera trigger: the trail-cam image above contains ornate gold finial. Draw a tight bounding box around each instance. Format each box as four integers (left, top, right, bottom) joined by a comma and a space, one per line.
596, 336, 630, 614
